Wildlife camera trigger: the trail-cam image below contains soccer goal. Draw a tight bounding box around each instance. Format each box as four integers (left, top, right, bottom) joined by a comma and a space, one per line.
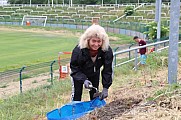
21, 15, 47, 27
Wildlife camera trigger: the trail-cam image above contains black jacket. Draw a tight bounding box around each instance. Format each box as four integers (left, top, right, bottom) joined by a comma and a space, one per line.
70, 45, 113, 89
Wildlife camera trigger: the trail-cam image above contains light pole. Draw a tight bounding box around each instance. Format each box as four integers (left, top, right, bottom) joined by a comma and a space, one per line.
69, 0, 72, 7
168, 0, 180, 84
48, 0, 50, 6
30, 0, 31, 7
115, 0, 117, 5
52, 0, 53, 7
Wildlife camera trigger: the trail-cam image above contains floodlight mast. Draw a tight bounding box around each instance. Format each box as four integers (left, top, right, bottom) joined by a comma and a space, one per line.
71, 0, 72, 7
115, 0, 117, 5
48, 0, 50, 6
156, 0, 162, 42
168, 0, 180, 84
68, 0, 72, 7
30, 0, 31, 7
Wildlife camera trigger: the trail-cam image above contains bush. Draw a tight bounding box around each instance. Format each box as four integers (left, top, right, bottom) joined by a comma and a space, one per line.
144, 21, 169, 40
124, 6, 134, 16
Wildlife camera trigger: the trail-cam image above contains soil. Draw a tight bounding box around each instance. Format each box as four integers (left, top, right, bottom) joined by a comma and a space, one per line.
78, 65, 181, 120
0, 73, 50, 98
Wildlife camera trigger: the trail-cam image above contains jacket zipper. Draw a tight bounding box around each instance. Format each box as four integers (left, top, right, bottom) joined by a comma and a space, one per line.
94, 66, 96, 72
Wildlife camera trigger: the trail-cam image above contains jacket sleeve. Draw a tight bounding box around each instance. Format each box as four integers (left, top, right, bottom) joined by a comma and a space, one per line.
101, 47, 113, 89
70, 46, 87, 83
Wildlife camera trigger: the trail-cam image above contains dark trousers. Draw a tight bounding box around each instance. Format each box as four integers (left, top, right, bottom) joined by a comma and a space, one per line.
72, 77, 99, 101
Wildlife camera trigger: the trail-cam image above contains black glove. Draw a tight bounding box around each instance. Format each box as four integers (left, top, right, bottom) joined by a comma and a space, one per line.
100, 88, 108, 100
84, 80, 92, 89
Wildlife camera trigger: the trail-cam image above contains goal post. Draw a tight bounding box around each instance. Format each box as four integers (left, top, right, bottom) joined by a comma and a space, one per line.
21, 15, 47, 27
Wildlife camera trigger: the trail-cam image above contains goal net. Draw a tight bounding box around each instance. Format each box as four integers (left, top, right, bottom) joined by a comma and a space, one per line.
21, 15, 47, 27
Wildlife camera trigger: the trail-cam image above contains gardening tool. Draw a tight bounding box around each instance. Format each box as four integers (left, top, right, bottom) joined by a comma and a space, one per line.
88, 85, 102, 98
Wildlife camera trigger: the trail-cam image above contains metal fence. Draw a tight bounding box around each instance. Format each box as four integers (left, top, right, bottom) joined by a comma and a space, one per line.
0, 18, 172, 98
113, 39, 181, 70
0, 19, 148, 37
0, 58, 70, 81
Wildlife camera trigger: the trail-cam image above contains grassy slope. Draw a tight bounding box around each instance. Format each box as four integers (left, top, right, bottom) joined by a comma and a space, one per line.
0, 47, 181, 119
0, 80, 73, 119
2, 48, 180, 119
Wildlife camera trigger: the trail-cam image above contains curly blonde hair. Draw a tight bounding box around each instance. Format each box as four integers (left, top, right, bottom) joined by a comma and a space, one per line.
78, 24, 109, 51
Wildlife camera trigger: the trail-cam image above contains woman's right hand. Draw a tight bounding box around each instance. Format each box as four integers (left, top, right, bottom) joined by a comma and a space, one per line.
84, 80, 92, 89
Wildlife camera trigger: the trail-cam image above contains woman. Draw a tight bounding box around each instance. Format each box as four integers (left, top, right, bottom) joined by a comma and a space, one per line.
70, 24, 113, 101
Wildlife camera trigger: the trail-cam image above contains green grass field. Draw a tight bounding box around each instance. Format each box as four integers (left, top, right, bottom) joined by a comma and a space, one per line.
0, 29, 78, 71
0, 26, 133, 72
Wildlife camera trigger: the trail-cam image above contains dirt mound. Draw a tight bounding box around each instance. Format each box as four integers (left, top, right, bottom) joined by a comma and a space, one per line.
78, 63, 181, 120
90, 98, 142, 120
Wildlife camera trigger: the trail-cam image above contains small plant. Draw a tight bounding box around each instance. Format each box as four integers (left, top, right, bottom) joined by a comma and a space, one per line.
169, 83, 181, 90
47, 78, 52, 83
154, 89, 165, 96
0, 99, 3, 104
146, 97, 154, 101
32, 80, 38, 84
124, 6, 134, 16
13, 74, 31, 82
144, 21, 169, 40
22, 74, 31, 79
43, 85, 52, 89
0, 84, 8, 88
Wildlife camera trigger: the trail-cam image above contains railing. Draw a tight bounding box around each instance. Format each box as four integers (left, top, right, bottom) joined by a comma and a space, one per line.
113, 39, 170, 70
114, 39, 181, 70
0, 58, 70, 98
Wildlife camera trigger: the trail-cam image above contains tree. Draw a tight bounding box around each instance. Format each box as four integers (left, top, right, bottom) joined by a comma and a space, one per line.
124, 6, 134, 16
144, 21, 169, 40
8, 0, 48, 4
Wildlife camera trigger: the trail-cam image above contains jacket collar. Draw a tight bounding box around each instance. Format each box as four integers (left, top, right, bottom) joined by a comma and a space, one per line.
82, 48, 102, 57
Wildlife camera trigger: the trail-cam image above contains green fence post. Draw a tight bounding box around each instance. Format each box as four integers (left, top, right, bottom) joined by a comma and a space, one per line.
50, 60, 56, 85
19, 66, 26, 94
129, 43, 135, 60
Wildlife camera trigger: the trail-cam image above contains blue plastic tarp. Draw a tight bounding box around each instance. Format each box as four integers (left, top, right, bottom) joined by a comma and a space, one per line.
47, 97, 106, 120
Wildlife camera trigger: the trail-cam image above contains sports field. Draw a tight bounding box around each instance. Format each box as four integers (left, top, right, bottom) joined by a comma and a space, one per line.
0, 26, 133, 72
0, 27, 78, 71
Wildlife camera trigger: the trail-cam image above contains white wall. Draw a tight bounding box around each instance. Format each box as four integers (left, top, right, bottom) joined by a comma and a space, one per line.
0, 0, 8, 6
